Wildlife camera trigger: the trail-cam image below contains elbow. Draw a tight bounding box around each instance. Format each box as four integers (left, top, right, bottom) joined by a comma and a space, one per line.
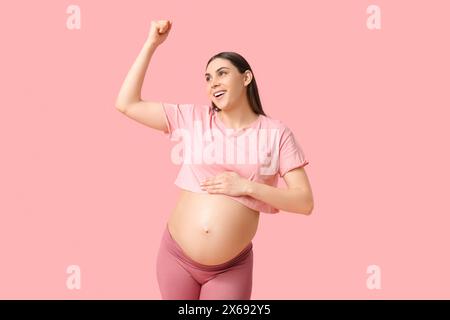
300, 194, 314, 216
115, 99, 141, 113
305, 201, 314, 215
290, 189, 314, 215
115, 103, 127, 113
299, 202, 313, 216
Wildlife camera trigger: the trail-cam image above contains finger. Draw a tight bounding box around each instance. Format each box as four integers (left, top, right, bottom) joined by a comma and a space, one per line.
157, 21, 168, 32
201, 180, 221, 186
202, 183, 218, 190
204, 186, 222, 194
161, 20, 171, 32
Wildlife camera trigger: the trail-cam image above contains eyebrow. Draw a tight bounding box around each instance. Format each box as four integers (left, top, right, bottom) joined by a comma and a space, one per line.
204, 67, 230, 77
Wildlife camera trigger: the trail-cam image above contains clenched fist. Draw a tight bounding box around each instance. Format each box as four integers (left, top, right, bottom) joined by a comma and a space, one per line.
147, 20, 172, 47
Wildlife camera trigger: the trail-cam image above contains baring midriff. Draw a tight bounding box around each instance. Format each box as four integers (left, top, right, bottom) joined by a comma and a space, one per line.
167, 189, 259, 266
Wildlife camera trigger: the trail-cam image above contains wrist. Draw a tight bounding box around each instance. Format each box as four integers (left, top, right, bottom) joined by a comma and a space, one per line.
244, 180, 256, 197
144, 39, 159, 49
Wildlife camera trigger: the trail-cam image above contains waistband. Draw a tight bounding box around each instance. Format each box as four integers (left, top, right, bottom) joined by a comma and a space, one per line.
163, 223, 253, 271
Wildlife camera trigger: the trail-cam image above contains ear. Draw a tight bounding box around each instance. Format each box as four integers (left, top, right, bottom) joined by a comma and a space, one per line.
244, 70, 253, 86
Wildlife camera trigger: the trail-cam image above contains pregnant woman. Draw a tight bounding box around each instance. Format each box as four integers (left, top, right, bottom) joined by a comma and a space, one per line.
115, 20, 314, 300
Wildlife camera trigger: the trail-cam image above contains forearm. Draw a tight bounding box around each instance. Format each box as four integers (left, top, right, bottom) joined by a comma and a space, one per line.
246, 181, 313, 215
115, 40, 158, 108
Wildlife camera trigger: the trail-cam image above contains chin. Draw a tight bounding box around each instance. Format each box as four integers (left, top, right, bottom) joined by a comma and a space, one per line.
218, 101, 230, 108
213, 100, 230, 110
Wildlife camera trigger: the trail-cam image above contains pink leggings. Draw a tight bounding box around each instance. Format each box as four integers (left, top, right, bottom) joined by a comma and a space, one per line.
156, 224, 253, 300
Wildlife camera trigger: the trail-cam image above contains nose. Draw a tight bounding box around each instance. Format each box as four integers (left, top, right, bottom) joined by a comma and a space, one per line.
210, 76, 221, 89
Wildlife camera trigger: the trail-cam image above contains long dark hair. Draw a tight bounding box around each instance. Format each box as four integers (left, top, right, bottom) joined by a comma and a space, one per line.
206, 52, 267, 116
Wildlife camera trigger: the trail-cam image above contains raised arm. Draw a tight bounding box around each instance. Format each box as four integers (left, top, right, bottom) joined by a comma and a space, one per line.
115, 20, 173, 133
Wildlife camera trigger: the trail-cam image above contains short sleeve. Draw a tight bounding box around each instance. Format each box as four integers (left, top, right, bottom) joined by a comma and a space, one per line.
161, 102, 195, 140
278, 128, 309, 177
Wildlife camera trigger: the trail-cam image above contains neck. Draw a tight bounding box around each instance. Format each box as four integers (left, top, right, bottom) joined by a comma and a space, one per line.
218, 104, 259, 130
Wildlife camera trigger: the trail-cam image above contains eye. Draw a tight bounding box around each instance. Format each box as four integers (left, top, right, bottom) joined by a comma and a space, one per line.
205, 71, 226, 82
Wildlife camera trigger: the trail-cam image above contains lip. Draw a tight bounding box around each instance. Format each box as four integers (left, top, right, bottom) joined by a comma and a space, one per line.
214, 91, 226, 100
212, 90, 227, 97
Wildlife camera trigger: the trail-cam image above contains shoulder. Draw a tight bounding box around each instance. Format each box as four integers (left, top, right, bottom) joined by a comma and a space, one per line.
260, 114, 291, 135
188, 104, 211, 118
167, 103, 210, 120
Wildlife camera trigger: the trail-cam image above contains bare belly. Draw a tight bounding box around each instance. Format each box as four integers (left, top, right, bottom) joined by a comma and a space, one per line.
167, 189, 260, 266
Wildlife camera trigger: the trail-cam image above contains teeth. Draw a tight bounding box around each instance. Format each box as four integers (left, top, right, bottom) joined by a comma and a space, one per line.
214, 91, 226, 97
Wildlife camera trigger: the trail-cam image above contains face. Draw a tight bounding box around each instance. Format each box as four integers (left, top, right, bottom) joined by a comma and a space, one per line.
205, 58, 252, 111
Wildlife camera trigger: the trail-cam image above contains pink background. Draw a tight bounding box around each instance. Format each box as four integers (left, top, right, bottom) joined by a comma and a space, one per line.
1, 0, 449, 299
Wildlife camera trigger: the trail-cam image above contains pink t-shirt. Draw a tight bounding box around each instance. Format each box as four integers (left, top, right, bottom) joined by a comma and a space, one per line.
161, 102, 309, 214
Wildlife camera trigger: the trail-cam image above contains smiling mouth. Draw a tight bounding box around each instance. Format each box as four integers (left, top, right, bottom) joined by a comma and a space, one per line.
214, 91, 226, 100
